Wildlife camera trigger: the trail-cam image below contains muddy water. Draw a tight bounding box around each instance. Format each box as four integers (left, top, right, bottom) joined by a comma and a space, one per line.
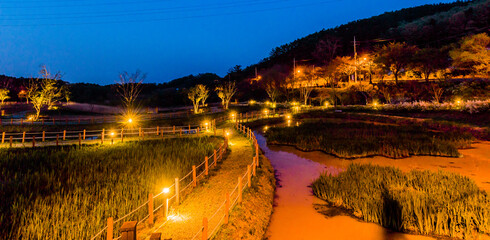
257, 132, 437, 240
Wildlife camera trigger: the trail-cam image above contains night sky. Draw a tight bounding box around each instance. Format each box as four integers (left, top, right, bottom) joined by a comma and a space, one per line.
0, 0, 454, 85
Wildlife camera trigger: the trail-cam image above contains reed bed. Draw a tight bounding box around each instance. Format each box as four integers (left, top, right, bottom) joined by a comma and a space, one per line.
312, 164, 490, 239
0, 137, 221, 239
265, 120, 473, 158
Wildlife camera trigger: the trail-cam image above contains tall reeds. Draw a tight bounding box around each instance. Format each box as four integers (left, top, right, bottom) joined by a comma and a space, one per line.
0, 137, 221, 239
312, 164, 490, 239
266, 120, 473, 158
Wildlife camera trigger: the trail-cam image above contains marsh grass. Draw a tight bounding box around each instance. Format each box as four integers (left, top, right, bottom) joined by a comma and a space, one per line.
0, 137, 221, 239
312, 164, 490, 239
265, 120, 473, 158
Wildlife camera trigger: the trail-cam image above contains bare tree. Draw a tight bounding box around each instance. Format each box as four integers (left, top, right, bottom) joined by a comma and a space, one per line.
116, 70, 145, 114
39, 65, 64, 109
216, 81, 236, 110
429, 83, 444, 103
265, 81, 280, 103
188, 85, 203, 114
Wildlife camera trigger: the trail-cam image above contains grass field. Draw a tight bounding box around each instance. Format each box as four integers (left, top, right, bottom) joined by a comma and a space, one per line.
265, 120, 473, 158
312, 164, 490, 239
0, 137, 221, 240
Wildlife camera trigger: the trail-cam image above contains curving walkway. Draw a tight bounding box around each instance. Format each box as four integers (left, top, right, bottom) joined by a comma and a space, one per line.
138, 124, 254, 239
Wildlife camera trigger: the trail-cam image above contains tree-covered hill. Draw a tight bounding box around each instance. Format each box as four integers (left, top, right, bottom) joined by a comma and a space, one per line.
235, 0, 488, 80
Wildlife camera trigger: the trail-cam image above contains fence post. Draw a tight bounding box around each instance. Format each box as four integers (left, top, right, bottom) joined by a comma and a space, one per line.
225, 193, 230, 224
83, 129, 86, 140
102, 129, 105, 144
107, 217, 113, 240
197, 127, 199, 137
253, 161, 256, 176
9, 136, 13, 148
56, 134, 59, 146
202, 217, 208, 240
149, 193, 154, 225
213, 149, 217, 166
188, 124, 191, 133
20, 118, 23, 125
180, 128, 182, 137
32, 136, 35, 147
205, 156, 209, 176
238, 177, 242, 204
175, 177, 180, 205
192, 165, 197, 187
1, 132, 4, 144
22, 132, 25, 143
247, 165, 251, 188
41, 119, 44, 125
173, 125, 175, 134
63, 130, 66, 141
165, 198, 169, 220
150, 233, 162, 240
156, 126, 159, 136
139, 127, 142, 137
42, 131, 45, 142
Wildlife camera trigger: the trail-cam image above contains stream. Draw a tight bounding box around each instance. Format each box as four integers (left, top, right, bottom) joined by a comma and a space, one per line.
255, 131, 435, 240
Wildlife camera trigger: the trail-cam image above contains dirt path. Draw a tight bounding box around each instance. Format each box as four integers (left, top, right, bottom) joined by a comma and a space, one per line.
138, 124, 254, 239
256, 132, 436, 240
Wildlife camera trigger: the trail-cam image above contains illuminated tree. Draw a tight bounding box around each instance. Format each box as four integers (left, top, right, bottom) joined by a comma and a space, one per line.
116, 70, 145, 115
428, 83, 444, 103
450, 33, 490, 76
265, 81, 280, 103
26, 66, 67, 120
375, 42, 418, 84
188, 85, 203, 114
215, 81, 236, 110
296, 65, 318, 105
197, 84, 209, 107
0, 89, 10, 105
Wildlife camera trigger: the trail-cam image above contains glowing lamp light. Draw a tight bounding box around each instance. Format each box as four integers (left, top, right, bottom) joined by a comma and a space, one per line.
110, 132, 115, 137
324, 102, 329, 107
128, 118, 133, 123
162, 187, 170, 194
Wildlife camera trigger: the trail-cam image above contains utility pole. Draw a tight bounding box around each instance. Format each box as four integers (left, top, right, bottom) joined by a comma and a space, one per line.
255, 67, 258, 78
293, 57, 296, 79
354, 36, 358, 83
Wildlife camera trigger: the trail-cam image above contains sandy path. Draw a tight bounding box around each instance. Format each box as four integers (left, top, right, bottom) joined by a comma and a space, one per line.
257, 133, 435, 240
138, 125, 254, 239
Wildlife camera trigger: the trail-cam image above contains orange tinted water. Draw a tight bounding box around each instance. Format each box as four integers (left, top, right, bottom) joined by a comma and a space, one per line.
257, 131, 441, 240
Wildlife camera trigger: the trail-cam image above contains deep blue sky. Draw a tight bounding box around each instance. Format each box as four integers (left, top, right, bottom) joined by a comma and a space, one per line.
0, 0, 454, 85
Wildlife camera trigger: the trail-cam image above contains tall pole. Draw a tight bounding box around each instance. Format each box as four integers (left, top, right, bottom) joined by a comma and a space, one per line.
354, 36, 357, 83
255, 67, 258, 78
